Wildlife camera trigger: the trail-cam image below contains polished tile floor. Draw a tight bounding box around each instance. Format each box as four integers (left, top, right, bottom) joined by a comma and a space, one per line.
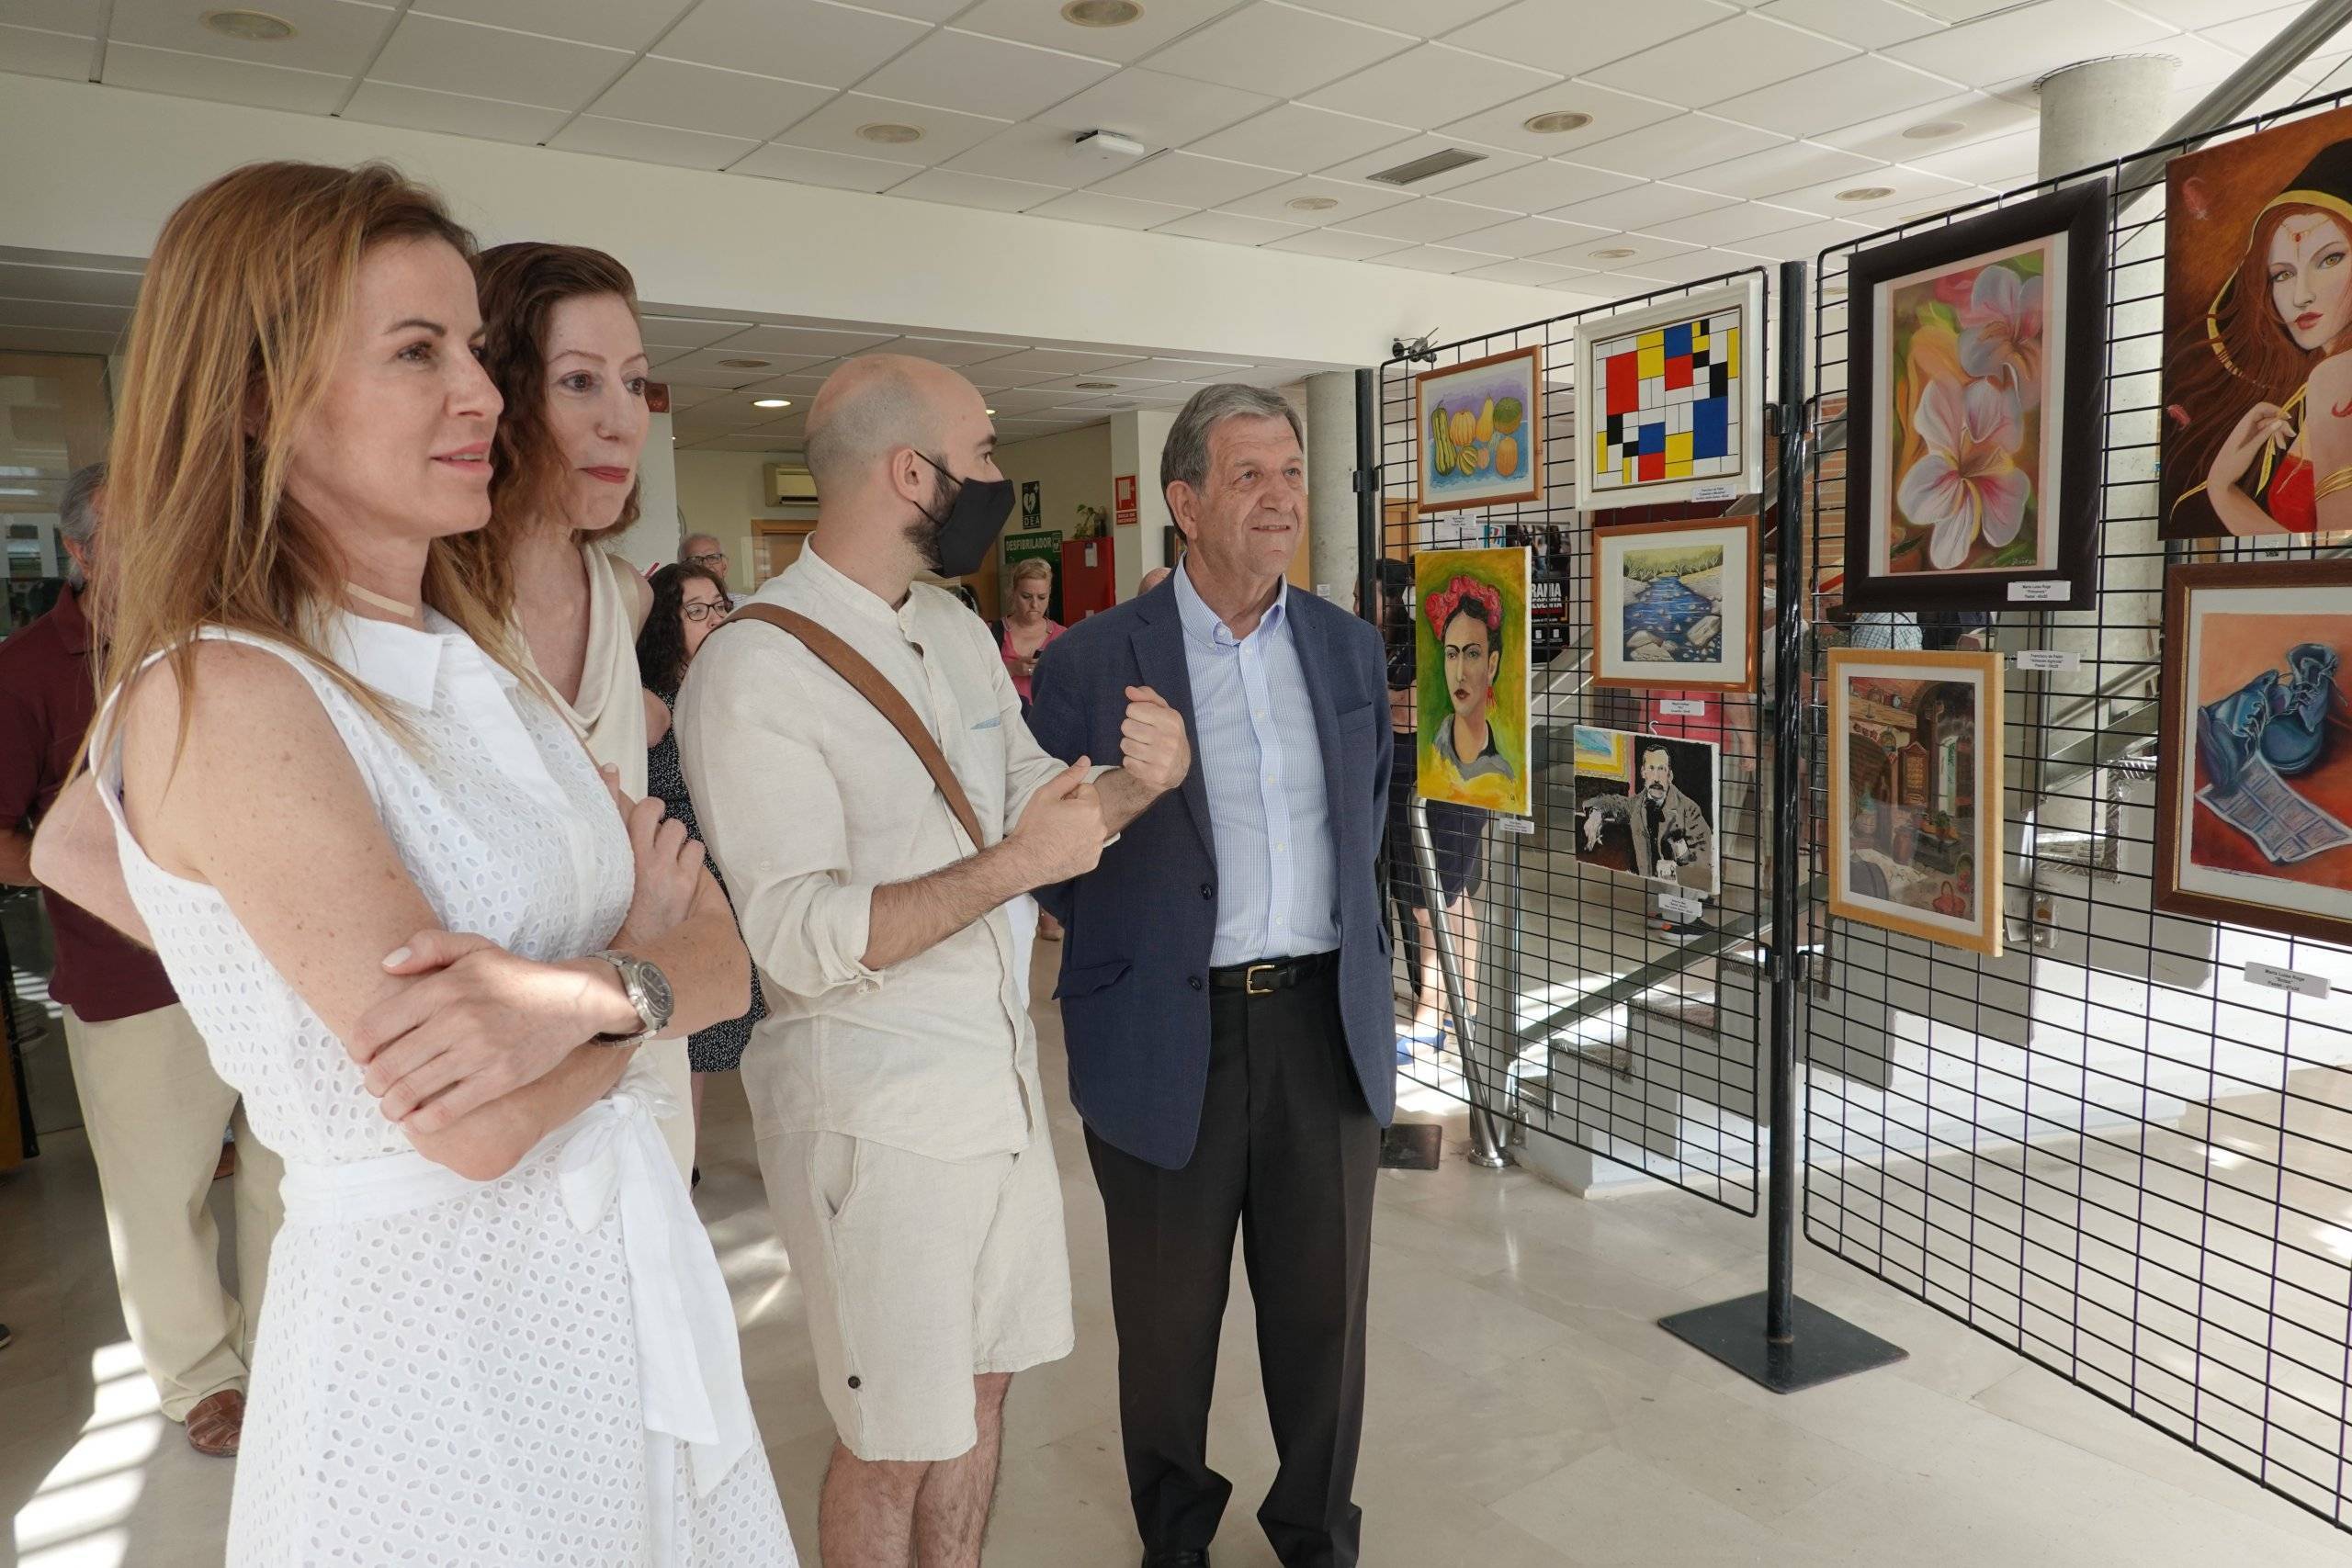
6, 945, 2351, 1566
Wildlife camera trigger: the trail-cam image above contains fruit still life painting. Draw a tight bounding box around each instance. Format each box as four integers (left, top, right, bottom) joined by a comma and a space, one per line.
1415, 345, 1543, 513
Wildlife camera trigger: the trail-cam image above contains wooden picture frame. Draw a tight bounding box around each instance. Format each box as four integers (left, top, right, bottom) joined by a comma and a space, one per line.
1572, 274, 1766, 514
2154, 560, 2352, 942
1842, 180, 2109, 612
1589, 514, 1760, 693
1826, 648, 2004, 956
1413, 345, 1542, 515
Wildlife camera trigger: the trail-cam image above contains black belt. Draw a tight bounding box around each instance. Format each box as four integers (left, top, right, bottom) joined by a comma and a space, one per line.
1210, 952, 1338, 996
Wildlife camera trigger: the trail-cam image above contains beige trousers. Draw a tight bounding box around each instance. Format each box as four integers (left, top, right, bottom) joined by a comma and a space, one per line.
62, 1004, 285, 1421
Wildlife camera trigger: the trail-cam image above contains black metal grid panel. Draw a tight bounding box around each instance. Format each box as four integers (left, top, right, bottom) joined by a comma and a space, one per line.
1806, 93, 2352, 1533
1375, 270, 1772, 1214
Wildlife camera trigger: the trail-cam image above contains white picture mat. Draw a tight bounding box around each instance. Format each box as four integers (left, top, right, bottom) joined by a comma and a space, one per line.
1571, 274, 1767, 514
1592, 523, 1755, 687
1829, 655, 1993, 942
1866, 231, 2067, 580
2173, 582, 2352, 921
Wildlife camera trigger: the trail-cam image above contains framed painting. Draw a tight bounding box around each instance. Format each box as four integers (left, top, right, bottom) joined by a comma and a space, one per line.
1414, 546, 1531, 817
1414, 346, 1541, 514
1826, 649, 2004, 956
1570, 727, 1720, 897
1842, 180, 2109, 611
2155, 561, 2352, 942
1573, 274, 1765, 514
2162, 104, 2352, 539
1590, 514, 1760, 692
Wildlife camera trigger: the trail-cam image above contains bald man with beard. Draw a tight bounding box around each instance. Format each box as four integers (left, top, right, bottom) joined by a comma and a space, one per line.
677, 355, 1191, 1568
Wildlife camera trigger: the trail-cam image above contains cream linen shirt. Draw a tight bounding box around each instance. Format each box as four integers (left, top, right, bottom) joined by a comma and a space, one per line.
675, 543, 1070, 1163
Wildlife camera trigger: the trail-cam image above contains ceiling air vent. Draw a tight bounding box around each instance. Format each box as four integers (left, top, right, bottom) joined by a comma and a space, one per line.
1365, 147, 1488, 186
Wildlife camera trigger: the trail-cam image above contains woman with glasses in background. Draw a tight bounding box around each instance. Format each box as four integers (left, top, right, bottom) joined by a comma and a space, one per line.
638, 561, 764, 1179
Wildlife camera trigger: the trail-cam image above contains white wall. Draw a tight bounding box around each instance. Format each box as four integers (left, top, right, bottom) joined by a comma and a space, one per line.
993, 423, 1114, 609
673, 447, 811, 594
605, 409, 681, 573
1111, 410, 1179, 601
0, 75, 1592, 369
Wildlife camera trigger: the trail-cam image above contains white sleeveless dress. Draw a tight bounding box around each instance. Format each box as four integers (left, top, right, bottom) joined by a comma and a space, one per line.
90, 611, 795, 1566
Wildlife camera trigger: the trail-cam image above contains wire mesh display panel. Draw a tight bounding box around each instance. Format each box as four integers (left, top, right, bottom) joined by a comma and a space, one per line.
1374, 271, 1774, 1214
1805, 95, 2352, 1532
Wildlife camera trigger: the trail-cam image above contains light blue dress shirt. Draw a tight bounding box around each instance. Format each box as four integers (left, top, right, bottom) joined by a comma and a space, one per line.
1172, 562, 1339, 966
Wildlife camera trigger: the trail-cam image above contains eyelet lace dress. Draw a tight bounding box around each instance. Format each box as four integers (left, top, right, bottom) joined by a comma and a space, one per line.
89, 613, 796, 1567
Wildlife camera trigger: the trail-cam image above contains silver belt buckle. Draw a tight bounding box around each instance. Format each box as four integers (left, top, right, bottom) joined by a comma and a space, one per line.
1245, 963, 1276, 996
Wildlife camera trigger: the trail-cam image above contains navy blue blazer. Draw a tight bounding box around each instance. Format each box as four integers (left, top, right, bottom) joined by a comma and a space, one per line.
1028, 579, 1396, 1170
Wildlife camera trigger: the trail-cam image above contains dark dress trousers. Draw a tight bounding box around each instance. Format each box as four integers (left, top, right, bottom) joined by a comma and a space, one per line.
1029, 578, 1394, 1568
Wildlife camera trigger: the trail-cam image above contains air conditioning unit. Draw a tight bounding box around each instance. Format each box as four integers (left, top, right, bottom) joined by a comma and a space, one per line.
764, 463, 818, 505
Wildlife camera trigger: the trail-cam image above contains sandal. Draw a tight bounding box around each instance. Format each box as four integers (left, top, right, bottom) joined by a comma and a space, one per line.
185, 1388, 245, 1457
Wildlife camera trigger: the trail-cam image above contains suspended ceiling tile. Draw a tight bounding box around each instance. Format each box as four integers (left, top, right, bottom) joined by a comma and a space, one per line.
1365, 244, 1498, 275
726, 324, 899, 356
858, 28, 1116, 121
887, 166, 1066, 212
661, 344, 837, 376
975, 346, 1136, 374
949, 122, 1141, 186
1644, 199, 1816, 247
1589, 13, 1858, 108
1334, 196, 1519, 244
0, 323, 124, 354
1675, 138, 1883, 200
1549, 181, 1721, 232
1577, 113, 1789, 179
1028, 189, 1200, 231
1901, 127, 2040, 186
1442, 158, 1639, 216
1034, 66, 1275, 148
0, 23, 91, 79
1711, 54, 1964, 141
639, 314, 756, 348
1458, 257, 1592, 286
105, 42, 349, 113
1259, 228, 1410, 261
414, 0, 695, 51
1216, 174, 1414, 224
368, 13, 629, 108
1809, 89, 2037, 164
731, 141, 923, 192
107, 0, 396, 76
979, 388, 1070, 414
1435, 79, 1684, 160
1728, 215, 1875, 261
0, 260, 141, 307
0, 297, 128, 331
775, 92, 1008, 165
1302, 42, 1560, 130
889, 336, 1027, 367
1146, 2, 1415, 101
1444, 213, 1614, 259
1448, 0, 1739, 79
548, 116, 758, 171
1531, 229, 1700, 269
1316, 133, 1532, 197
590, 57, 832, 142
1883, 0, 2178, 88
853, 0, 967, 19
953, 0, 1240, 63
1754, 0, 1945, 49
1285, 0, 1518, 36
1151, 209, 1311, 246
1187, 102, 1410, 175
1766, 163, 1975, 219
0, 0, 103, 32
1090, 151, 1292, 208
343, 81, 568, 143
659, 0, 928, 84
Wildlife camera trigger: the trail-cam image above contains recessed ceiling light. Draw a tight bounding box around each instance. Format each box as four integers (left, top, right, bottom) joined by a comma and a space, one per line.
1521, 110, 1592, 135
857, 122, 923, 145
1589, 246, 1637, 260
1837, 186, 1896, 202
1075, 380, 1117, 389
202, 8, 295, 39
752, 398, 791, 409
986, 408, 997, 415
1061, 0, 1143, 23
1903, 119, 1965, 141
718, 357, 771, 368
1286, 196, 1340, 212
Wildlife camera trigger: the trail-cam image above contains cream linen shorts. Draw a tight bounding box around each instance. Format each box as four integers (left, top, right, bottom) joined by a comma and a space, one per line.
762, 1125, 1074, 1461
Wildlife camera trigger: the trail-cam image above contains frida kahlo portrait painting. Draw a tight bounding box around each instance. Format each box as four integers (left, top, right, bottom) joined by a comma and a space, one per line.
2164, 106, 2352, 538
1414, 547, 1532, 818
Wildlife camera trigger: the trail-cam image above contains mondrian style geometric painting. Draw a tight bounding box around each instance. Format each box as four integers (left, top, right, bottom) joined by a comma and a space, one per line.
1591, 310, 1740, 494
1574, 276, 1765, 514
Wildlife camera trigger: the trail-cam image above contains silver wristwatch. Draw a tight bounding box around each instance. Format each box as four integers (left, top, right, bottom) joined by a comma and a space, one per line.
588, 950, 674, 1044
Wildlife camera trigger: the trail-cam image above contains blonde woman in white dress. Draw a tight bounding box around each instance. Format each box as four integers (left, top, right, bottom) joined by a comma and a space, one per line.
457, 240, 698, 1182
31, 161, 795, 1565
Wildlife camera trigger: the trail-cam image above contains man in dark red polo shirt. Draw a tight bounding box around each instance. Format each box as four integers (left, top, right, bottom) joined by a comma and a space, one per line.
0, 463, 281, 1457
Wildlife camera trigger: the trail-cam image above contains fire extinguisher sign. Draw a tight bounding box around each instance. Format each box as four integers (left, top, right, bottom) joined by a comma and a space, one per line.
1114, 474, 1138, 526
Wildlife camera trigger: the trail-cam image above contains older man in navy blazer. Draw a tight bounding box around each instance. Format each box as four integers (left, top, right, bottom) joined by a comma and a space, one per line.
1031, 384, 1394, 1568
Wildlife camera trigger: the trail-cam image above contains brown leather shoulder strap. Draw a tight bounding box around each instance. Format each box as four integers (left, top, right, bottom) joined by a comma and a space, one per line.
721, 603, 986, 852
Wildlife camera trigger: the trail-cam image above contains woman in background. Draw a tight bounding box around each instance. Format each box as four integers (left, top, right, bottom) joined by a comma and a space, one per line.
31, 159, 790, 1565
638, 561, 765, 1179
996, 555, 1065, 715
457, 241, 695, 1179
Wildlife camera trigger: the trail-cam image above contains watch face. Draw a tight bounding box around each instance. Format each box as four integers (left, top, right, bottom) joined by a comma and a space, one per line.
634, 960, 675, 1031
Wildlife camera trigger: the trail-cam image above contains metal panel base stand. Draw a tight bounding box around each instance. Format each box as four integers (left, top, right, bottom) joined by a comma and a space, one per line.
1658, 1292, 1907, 1393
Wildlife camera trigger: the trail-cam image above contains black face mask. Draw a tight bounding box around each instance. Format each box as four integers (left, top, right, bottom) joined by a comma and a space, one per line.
907, 451, 1015, 579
